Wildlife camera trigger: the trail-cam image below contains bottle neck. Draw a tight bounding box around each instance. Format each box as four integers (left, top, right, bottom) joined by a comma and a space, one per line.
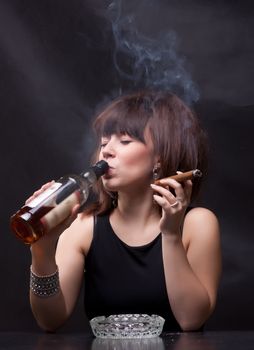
81, 169, 97, 185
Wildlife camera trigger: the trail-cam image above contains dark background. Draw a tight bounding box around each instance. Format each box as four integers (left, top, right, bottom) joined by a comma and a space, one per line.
1, 0, 253, 332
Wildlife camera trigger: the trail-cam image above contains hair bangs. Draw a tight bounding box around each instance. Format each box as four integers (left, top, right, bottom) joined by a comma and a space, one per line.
94, 98, 152, 143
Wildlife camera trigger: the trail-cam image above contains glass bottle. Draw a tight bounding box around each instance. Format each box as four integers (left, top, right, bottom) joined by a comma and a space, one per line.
10, 160, 108, 244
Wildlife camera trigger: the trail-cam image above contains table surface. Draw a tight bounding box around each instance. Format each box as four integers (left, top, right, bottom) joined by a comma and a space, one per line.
0, 331, 254, 350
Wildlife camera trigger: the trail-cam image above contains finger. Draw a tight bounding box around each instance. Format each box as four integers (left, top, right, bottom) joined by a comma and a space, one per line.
151, 181, 185, 204
153, 194, 172, 209
25, 196, 35, 205
25, 181, 55, 204
155, 177, 183, 192
173, 183, 185, 203
153, 194, 182, 211
151, 183, 178, 204
40, 181, 55, 191
159, 173, 190, 205
34, 181, 55, 196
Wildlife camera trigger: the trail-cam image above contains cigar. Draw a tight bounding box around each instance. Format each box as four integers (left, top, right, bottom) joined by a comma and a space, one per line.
154, 169, 202, 187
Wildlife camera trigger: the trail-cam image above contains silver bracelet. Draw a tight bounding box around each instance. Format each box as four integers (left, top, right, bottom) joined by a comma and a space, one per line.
30, 266, 60, 298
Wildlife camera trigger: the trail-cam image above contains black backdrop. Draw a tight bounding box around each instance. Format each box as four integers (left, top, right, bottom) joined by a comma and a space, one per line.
1, 0, 254, 331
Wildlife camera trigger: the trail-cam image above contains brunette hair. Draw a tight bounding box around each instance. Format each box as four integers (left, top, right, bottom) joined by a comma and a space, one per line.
86, 90, 208, 215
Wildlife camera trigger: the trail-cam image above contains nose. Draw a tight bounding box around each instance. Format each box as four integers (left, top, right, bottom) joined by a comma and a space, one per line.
101, 140, 116, 160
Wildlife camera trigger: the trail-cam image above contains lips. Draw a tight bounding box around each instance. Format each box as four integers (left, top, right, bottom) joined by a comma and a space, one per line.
106, 164, 115, 170
103, 166, 115, 178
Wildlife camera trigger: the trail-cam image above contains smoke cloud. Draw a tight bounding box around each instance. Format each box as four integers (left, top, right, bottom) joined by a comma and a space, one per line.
106, 0, 200, 105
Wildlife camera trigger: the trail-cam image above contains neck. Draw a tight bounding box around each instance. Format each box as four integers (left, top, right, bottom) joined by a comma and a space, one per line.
110, 187, 161, 245
115, 187, 159, 223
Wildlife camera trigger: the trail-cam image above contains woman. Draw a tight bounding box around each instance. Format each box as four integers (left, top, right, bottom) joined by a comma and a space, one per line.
29, 91, 221, 332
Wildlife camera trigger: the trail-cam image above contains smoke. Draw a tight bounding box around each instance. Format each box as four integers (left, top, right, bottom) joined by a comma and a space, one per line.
106, 0, 200, 105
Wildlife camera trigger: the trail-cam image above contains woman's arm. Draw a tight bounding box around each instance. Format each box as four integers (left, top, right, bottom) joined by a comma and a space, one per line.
30, 214, 93, 332
151, 178, 221, 331
162, 207, 221, 331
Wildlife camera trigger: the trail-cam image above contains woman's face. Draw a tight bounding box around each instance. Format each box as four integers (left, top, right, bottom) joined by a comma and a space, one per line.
98, 129, 158, 193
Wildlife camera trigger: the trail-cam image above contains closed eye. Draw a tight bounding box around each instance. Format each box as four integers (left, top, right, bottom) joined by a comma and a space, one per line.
100, 137, 110, 148
100, 140, 109, 148
120, 140, 132, 145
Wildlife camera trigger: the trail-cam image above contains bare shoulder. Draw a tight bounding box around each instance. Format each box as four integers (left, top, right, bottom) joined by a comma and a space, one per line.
182, 207, 220, 248
58, 213, 94, 256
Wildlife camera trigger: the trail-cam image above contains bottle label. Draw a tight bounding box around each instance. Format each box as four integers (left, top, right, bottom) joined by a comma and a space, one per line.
41, 191, 80, 231
28, 182, 62, 208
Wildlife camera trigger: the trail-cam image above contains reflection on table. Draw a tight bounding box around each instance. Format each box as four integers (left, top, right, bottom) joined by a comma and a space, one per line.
0, 331, 254, 350
92, 336, 164, 350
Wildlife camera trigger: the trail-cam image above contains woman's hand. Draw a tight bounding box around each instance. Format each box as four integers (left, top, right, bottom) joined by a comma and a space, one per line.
26, 181, 80, 255
150, 173, 192, 235
25, 181, 55, 205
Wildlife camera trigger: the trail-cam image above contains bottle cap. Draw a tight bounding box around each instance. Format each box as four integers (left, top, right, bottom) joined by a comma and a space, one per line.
92, 160, 109, 178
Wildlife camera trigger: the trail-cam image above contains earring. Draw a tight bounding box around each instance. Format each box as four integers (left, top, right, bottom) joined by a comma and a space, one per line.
153, 165, 160, 180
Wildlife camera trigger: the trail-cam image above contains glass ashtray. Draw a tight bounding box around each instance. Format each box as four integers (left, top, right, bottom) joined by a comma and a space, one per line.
90, 314, 165, 339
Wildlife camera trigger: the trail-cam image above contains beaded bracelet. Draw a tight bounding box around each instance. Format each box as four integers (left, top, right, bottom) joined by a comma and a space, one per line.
30, 266, 60, 298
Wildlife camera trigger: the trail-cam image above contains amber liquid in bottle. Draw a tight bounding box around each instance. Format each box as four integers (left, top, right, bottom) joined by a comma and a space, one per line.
11, 206, 53, 245
10, 160, 108, 244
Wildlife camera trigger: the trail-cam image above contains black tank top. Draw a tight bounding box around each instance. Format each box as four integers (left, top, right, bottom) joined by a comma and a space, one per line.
84, 213, 182, 332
